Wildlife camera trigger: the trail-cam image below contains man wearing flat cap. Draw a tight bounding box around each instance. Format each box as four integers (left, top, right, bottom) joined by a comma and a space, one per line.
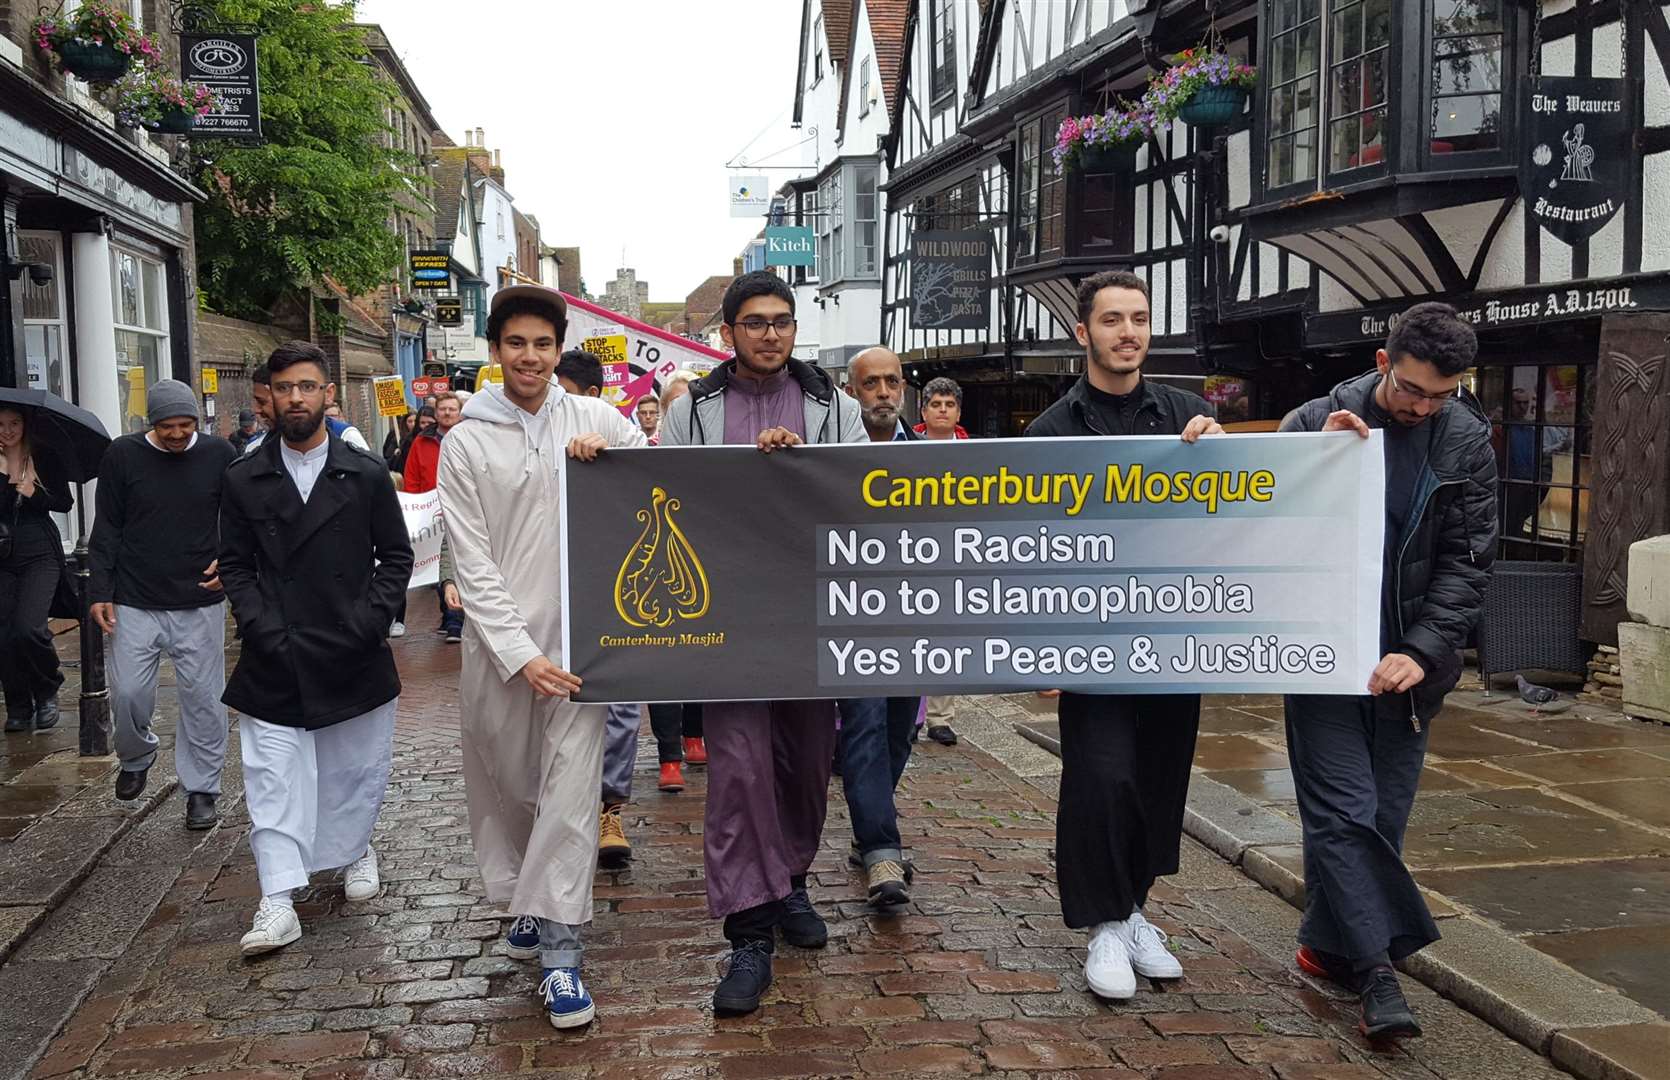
89, 378, 239, 828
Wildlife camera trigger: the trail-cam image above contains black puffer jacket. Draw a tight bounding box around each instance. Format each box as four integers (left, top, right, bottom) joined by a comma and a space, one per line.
1281, 371, 1498, 719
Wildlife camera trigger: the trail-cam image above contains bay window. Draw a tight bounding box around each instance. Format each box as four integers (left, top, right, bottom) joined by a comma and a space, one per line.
816, 160, 881, 286
1260, 0, 1520, 199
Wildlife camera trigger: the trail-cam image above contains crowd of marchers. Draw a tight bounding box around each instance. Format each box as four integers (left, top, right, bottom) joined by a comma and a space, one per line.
0, 268, 1495, 1042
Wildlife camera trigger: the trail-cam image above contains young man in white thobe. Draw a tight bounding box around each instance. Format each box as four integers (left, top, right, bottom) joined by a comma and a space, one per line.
219, 341, 413, 956
437, 284, 645, 1029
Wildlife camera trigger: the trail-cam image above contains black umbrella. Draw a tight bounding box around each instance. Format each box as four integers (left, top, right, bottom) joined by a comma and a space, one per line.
0, 386, 112, 483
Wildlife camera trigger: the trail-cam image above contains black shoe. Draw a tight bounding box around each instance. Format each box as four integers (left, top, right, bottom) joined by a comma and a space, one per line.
185, 792, 219, 830
779, 886, 827, 949
115, 767, 148, 801
713, 939, 773, 1015
1358, 967, 1422, 1039
32, 694, 60, 731
445, 630, 461, 644
926, 725, 958, 746
4, 704, 30, 733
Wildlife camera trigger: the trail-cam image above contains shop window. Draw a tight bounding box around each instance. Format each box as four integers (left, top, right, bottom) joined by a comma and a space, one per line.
818, 170, 844, 283
1327, 0, 1390, 173
1037, 105, 1066, 257
855, 165, 878, 274
930, 0, 956, 106
112, 246, 170, 436
1430, 0, 1504, 156
1475, 362, 1594, 559
1266, 0, 1322, 191
1014, 120, 1040, 261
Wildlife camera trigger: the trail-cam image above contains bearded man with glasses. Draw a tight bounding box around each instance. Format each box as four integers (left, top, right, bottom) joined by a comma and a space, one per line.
1278, 302, 1497, 1040
218, 341, 413, 957
659, 271, 866, 1015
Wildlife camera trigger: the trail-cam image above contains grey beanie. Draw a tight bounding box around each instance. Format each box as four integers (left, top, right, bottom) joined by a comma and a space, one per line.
147, 379, 199, 426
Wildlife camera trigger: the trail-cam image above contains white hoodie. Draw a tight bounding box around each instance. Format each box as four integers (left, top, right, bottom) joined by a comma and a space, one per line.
437, 380, 645, 680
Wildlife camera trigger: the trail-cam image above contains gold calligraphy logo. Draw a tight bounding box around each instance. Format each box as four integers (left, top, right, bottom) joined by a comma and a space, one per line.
614, 487, 710, 628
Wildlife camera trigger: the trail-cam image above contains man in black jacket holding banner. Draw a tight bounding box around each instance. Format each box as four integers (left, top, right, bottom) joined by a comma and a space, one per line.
1278, 303, 1496, 1039
1025, 271, 1220, 1003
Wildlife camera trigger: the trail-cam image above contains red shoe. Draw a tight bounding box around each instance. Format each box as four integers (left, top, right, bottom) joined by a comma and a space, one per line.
658, 762, 685, 793
1296, 946, 1357, 989
683, 737, 708, 765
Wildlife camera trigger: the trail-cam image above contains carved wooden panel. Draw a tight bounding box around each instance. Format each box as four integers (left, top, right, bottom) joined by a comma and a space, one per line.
1582, 313, 1670, 644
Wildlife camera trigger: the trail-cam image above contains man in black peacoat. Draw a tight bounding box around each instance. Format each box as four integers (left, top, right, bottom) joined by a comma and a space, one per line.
218, 339, 414, 958
220, 432, 413, 727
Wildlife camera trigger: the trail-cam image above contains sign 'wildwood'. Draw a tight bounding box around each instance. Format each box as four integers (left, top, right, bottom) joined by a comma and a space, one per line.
909, 230, 992, 330
180, 34, 261, 138
1521, 75, 1630, 245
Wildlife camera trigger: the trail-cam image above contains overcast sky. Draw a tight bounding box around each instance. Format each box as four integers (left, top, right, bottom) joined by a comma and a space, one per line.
352, 0, 808, 303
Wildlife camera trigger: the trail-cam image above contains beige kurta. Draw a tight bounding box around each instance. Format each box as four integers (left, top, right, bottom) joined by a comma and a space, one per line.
437, 381, 644, 924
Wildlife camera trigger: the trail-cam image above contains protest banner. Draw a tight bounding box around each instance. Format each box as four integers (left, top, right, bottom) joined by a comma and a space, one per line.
560, 433, 1385, 703
399, 488, 444, 588
563, 293, 726, 419
374, 376, 408, 417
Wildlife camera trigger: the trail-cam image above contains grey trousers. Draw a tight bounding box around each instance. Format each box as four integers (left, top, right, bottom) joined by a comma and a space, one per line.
1284, 694, 1440, 964
540, 918, 583, 968
601, 703, 640, 804
111, 604, 228, 795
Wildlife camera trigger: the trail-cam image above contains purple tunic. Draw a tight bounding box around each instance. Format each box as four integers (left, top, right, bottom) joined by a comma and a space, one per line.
705, 366, 836, 919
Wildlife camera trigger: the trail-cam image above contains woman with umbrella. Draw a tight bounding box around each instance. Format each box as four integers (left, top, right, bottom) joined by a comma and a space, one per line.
0, 405, 75, 732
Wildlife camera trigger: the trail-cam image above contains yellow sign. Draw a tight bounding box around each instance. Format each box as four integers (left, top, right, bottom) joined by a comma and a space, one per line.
475, 364, 502, 390
581, 333, 629, 366
374, 376, 409, 417
614, 487, 710, 629
200, 367, 218, 395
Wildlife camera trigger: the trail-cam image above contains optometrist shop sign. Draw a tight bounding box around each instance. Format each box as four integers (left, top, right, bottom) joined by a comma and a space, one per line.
1521, 76, 1630, 245
560, 433, 1385, 704
180, 34, 261, 138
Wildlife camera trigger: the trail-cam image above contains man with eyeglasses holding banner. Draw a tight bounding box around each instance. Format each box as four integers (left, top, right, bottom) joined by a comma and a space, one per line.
659, 271, 866, 1015
1278, 301, 1496, 1040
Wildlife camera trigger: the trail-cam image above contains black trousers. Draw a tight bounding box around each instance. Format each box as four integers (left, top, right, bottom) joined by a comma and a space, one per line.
1285, 694, 1439, 964
0, 532, 64, 710
1056, 692, 1200, 928
648, 703, 704, 763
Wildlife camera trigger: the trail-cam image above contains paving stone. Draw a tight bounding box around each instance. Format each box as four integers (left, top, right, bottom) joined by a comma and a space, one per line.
1419, 858, 1670, 934
0, 958, 104, 1080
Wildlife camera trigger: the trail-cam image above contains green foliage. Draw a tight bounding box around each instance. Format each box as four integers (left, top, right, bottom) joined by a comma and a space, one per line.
192, 0, 410, 320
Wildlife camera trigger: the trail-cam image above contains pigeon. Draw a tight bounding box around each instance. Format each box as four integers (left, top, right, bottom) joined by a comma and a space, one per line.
1516, 675, 1560, 710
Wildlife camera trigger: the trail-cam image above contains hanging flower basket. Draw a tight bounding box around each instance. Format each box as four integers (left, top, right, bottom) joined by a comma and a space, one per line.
146, 105, 196, 135
1141, 47, 1257, 128
1053, 108, 1150, 175
112, 68, 223, 136
1176, 83, 1250, 126
56, 39, 132, 83
31, 2, 160, 85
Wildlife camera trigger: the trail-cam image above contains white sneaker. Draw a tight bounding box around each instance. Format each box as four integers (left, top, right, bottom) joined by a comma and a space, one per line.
389, 621, 406, 638
240, 897, 301, 956
1085, 921, 1137, 1000
1119, 909, 1183, 979
344, 847, 380, 900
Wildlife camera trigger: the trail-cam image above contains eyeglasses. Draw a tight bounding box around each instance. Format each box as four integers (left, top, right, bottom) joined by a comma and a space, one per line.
271, 380, 325, 397
1385, 366, 1460, 403
734, 316, 797, 338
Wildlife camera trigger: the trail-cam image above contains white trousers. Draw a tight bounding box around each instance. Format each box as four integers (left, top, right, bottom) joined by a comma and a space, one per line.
240, 700, 397, 896
110, 604, 228, 794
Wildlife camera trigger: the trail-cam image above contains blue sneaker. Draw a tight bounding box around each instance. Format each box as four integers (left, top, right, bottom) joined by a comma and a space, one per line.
505, 914, 539, 960
540, 967, 595, 1029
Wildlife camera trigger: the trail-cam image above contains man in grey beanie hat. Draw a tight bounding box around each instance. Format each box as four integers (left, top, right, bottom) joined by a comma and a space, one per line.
146, 378, 199, 427
89, 375, 239, 827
